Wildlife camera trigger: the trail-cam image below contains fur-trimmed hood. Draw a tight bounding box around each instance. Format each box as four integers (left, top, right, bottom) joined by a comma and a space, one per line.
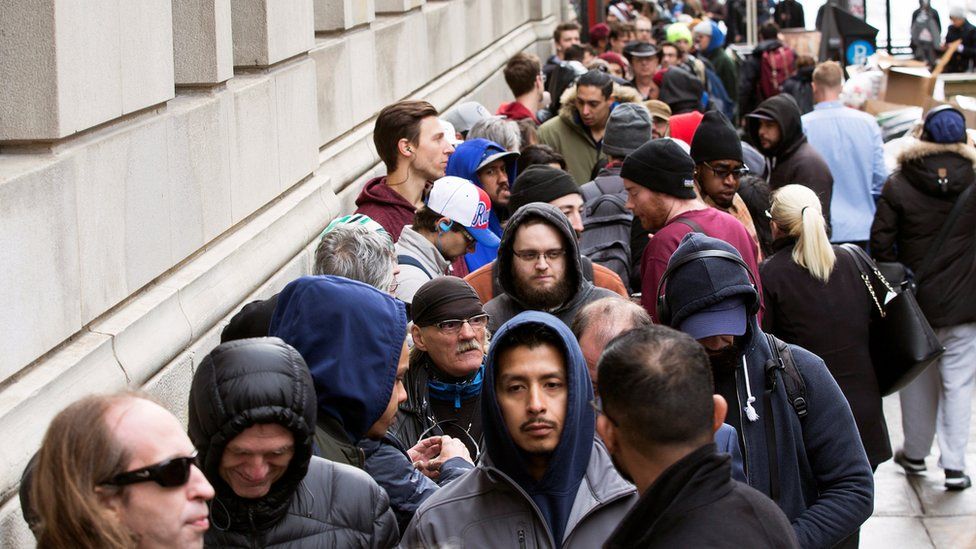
557, 82, 644, 124
896, 139, 976, 198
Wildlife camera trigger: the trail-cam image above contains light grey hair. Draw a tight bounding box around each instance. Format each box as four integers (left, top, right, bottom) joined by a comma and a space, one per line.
572, 296, 652, 344
313, 224, 396, 292
467, 115, 522, 152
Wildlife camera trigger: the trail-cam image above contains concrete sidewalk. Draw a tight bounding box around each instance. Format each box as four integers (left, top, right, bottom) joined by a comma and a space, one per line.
861, 394, 976, 548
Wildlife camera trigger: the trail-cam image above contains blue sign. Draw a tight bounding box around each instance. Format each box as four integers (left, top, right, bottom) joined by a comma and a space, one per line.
846, 39, 875, 65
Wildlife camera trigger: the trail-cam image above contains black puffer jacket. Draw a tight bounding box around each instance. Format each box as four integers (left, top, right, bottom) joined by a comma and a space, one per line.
188, 338, 399, 548
871, 140, 976, 328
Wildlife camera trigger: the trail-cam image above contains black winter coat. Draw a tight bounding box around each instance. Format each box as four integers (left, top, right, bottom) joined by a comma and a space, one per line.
871, 140, 976, 328
605, 444, 799, 548
945, 20, 976, 73
761, 239, 892, 468
782, 66, 814, 115
748, 94, 833, 227
188, 338, 399, 548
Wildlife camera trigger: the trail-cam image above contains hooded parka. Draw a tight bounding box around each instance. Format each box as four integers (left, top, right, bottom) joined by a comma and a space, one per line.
485, 203, 619, 332
400, 312, 637, 548
188, 337, 399, 548
871, 140, 976, 328
538, 83, 643, 184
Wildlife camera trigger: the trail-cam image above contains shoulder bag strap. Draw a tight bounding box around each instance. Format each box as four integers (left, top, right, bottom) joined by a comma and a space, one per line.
840, 245, 890, 317
397, 254, 434, 280
677, 218, 704, 234
914, 183, 975, 284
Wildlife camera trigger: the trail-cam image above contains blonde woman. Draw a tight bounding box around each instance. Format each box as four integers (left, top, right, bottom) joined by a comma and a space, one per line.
760, 184, 891, 470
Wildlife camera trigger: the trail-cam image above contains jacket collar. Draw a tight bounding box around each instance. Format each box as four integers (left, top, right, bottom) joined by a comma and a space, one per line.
395, 225, 452, 274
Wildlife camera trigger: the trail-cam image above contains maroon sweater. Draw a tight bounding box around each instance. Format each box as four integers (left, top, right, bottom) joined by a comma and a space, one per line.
640, 208, 762, 322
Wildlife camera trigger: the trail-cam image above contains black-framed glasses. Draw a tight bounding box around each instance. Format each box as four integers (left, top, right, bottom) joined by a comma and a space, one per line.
704, 162, 749, 180
434, 313, 490, 334
512, 249, 566, 263
589, 397, 619, 426
101, 451, 199, 488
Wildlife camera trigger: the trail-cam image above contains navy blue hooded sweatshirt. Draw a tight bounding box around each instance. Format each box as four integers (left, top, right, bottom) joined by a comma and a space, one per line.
268, 275, 407, 442
482, 311, 595, 547
662, 233, 874, 548
445, 138, 518, 272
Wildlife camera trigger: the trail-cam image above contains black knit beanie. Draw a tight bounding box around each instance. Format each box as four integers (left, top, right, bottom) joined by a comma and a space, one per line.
509, 165, 580, 212
690, 110, 743, 164
620, 139, 697, 199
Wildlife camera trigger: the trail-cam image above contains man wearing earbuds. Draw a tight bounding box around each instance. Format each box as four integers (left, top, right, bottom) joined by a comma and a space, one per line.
394, 176, 501, 309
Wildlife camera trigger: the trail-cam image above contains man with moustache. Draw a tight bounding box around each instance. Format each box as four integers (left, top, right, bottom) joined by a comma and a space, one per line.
484, 203, 619, 332
395, 277, 492, 460
659, 232, 874, 549
622, 138, 760, 321
401, 311, 637, 547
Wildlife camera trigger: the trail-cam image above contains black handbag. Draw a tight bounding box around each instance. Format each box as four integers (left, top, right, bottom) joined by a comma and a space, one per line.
841, 245, 945, 396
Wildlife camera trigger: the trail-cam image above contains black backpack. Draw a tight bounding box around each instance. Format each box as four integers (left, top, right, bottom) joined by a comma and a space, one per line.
579, 177, 634, 292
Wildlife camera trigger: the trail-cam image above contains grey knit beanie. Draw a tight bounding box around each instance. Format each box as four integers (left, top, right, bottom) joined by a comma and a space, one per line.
603, 103, 653, 158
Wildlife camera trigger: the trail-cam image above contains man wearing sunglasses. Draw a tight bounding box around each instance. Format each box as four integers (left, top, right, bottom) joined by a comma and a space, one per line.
690, 110, 763, 262
188, 337, 398, 547
396, 277, 491, 461
402, 311, 637, 548
29, 393, 214, 548
394, 176, 500, 310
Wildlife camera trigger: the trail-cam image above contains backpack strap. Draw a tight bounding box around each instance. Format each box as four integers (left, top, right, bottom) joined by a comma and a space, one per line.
677, 218, 704, 234
397, 254, 434, 280
580, 180, 603, 205
764, 334, 808, 419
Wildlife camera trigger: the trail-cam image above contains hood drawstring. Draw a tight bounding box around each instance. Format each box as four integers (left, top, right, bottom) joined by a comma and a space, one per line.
741, 355, 760, 422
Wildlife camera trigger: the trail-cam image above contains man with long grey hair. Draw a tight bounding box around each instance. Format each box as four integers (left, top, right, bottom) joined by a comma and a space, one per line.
220, 214, 398, 342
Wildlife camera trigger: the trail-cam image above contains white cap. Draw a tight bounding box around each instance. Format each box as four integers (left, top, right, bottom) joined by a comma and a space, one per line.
442, 102, 491, 134
426, 176, 500, 247
440, 119, 463, 146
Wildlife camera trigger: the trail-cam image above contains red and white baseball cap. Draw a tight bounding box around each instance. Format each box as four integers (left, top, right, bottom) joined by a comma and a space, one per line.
426, 176, 500, 248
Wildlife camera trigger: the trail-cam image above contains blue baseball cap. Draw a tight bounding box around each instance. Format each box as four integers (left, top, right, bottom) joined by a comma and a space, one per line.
678, 297, 748, 340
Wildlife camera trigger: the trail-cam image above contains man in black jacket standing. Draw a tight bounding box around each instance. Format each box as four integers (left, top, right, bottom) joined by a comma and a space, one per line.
188, 337, 400, 547
945, 6, 976, 73
598, 324, 798, 548
871, 106, 976, 490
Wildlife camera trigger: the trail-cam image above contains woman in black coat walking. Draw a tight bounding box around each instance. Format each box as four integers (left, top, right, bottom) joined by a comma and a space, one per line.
761, 184, 891, 469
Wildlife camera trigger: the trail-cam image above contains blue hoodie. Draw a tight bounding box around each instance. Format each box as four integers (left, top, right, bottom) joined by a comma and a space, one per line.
268, 275, 407, 442
704, 20, 726, 54
445, 138, 518, 271
482, 311, 595, 547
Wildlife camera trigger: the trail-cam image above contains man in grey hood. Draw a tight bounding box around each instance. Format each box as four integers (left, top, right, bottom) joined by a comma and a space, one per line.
485, 202, 620, 332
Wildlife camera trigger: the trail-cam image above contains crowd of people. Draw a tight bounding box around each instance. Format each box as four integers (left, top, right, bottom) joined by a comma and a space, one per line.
19, 2, 976, 548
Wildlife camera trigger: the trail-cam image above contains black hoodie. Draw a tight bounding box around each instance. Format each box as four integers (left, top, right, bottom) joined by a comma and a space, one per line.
659, 67, 704, 115
747, 94, 833, 225
485, 203, 619, 332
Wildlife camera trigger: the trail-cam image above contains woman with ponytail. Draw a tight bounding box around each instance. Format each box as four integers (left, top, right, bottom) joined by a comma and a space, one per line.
760, 184, 891, 470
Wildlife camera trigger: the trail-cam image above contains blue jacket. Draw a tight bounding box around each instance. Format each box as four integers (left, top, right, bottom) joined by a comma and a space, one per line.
715, 423, 746, 483
445, 138, 517, 271
664, 234, 874, 548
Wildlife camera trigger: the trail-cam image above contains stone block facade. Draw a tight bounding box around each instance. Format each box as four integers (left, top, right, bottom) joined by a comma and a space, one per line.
0, 0, 565, 544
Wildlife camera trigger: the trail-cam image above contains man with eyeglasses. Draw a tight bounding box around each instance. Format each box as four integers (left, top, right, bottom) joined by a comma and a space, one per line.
485, 203, 620, 332
401, 311, 637, 547
27, 393, 214, 548
690, 110, 763, 262
622, 138, 761, 322
394, 176, 499, 310
596, 325, 798, 548
188, 337, 399, 547
396, 277, 491, 462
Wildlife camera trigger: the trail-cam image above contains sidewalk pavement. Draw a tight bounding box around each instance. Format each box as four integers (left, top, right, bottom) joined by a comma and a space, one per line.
861, 394, 976, 548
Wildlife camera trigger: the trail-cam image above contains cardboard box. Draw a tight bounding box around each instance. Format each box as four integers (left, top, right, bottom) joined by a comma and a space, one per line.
864, 99, 916, 115
922, 95, 976, 128
939, 73, 976, 99
883, 66, 935, 106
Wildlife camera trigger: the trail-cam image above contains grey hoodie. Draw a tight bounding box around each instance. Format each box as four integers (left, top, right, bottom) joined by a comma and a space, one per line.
484, 203, 619, 332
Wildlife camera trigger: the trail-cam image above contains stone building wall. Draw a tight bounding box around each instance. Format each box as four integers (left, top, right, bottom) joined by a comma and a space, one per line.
0, 1, 563, 543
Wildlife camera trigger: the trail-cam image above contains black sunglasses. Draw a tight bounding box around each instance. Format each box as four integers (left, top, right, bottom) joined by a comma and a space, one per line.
101, 451, 199, 488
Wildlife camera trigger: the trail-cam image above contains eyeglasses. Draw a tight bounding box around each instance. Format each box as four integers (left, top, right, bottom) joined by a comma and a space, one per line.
101, 451, 199, 488
704, 162, 749, 180
434, 313, 490, 334
512, 249, 566, 263
589, 397, 618, 426
389, 276, 400, 295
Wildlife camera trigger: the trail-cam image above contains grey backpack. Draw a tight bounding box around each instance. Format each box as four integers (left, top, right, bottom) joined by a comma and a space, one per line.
579, 176, 633, 292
